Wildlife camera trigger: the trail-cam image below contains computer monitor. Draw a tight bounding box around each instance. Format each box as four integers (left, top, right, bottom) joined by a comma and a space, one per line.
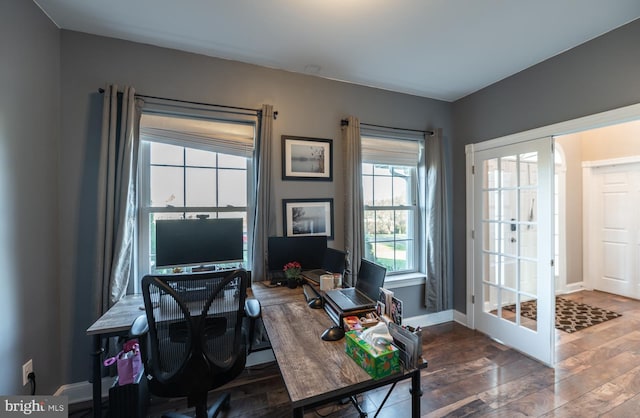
267, 236, 327, 271
356, 259, 387, 301
155, 218, 243, 268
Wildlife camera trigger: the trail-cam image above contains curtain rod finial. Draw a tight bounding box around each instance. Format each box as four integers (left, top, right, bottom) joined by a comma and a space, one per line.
341, 119, 349, 127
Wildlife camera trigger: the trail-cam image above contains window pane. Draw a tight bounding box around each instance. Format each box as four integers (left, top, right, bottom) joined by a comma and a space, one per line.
394, 210, 409, 237
219, 169, 247, 207
186, 167, 216, 206
150, 142, 183, 165
186, 148, 216, 167
219, 153, 247, 169
151, 166, 184, 206
393, 175, 410, 206
373, 176, 393, 206
361, 160, 417, 273
374, 165, 391, 176
363, 175, 374, 206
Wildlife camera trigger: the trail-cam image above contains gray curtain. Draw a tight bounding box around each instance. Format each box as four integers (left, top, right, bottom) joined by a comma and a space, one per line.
251, 104, 275, 281
425, 128, 453, 311
95, 85, 143, 315
342, 116, 365, 287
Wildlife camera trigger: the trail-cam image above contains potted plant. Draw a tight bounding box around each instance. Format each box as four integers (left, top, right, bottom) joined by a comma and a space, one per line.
283, 261, 302, 289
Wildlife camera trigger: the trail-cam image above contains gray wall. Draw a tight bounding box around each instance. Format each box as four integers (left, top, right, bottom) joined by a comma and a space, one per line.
58, 31, 452, 383
451, 18, 640, 312
0, 0, 61, 395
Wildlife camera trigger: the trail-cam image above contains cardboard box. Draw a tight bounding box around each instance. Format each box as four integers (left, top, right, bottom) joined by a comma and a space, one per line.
345, 331, 400, 379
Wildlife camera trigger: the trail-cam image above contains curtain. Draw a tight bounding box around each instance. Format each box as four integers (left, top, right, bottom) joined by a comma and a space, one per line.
95, 85, 143, 315
425, 128, 453, 311
251, 104, 275, 281
342, 116, 365, 287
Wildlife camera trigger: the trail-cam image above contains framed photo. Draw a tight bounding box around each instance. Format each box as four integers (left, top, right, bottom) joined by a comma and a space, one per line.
282, 135, 333, 181
283, 198, 334, 239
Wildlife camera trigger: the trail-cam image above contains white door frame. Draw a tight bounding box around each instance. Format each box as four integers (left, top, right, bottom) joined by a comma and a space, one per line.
465, 102, 640, 331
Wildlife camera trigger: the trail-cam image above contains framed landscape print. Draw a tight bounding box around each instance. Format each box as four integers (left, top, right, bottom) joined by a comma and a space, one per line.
282, 136, 333, 181
282, 198, 334, 239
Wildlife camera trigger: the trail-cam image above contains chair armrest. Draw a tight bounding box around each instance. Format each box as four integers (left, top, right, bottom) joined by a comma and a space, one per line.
130, 314, 149, 337
244, 298, 261, 319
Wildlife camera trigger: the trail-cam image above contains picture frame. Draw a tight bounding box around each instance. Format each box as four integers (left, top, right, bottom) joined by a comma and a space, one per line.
282, 198, 334, 239
282, 135, 333, 181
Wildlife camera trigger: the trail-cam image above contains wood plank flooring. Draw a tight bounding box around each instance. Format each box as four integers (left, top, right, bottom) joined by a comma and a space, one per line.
71, 290, 640, 417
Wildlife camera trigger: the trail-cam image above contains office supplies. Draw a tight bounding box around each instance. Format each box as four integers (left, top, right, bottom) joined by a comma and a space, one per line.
319, 274, 334, 291
324, 259, 386, 312
321, 325, 345, 341
387, 321, 421, 369
345, 330, 400, 379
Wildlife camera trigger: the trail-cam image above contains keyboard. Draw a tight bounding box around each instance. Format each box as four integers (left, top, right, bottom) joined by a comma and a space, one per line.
340, 288, 373, 306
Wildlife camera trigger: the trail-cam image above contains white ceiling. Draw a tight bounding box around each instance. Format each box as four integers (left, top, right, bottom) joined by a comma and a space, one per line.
34, 0, 640, 102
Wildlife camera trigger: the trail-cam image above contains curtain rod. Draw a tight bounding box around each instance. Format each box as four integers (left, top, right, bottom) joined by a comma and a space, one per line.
97, 88, 278, 119
341, 118, 433, 136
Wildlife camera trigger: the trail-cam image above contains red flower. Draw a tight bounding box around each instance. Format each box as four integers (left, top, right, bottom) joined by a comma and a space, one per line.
283, 261, 302, 279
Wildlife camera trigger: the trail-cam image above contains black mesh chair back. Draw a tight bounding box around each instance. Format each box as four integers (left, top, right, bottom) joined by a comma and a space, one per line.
141, 269, 248, 417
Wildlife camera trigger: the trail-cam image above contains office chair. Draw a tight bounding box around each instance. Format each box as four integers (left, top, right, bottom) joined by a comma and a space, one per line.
133, 269, 260, 418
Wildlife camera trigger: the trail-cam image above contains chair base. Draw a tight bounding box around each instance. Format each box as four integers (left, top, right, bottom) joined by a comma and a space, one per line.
161, 392, 231, 418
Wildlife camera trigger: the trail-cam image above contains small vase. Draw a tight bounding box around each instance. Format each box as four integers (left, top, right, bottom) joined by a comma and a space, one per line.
287, 277, 298, 289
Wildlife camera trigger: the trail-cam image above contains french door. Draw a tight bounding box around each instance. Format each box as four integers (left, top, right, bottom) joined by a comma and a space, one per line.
471, 137, 555, 365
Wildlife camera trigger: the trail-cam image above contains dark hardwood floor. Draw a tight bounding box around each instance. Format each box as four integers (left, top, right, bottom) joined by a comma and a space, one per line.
72, 290, 640, 417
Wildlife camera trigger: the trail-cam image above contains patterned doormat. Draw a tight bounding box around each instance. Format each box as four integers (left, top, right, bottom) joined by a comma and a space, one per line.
503, 296, 622, 333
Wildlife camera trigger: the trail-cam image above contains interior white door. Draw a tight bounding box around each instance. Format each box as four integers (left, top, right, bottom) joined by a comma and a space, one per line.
587, 163, 640, 299
472, 137, 554, 366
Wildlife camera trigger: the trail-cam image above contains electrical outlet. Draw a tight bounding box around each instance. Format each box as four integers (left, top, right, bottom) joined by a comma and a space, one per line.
22, 359, 33, 386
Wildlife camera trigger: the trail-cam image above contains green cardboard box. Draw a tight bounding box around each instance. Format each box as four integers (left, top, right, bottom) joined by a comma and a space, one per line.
345, 330, 400, 379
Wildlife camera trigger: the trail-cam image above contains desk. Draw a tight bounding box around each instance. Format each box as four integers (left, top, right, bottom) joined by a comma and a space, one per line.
87, 284, 426, 418
251, 282, 426, 418
86, 295, 145, 418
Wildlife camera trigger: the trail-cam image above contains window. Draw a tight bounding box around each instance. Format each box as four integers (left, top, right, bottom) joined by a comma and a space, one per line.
361, 134, 421, 274
137, 112, 256, 280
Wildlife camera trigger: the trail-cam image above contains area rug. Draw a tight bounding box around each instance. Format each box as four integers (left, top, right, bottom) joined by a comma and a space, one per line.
503, 297, 622, 333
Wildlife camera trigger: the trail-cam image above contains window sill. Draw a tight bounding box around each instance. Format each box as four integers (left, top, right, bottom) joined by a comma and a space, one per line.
383, 272, 426, 289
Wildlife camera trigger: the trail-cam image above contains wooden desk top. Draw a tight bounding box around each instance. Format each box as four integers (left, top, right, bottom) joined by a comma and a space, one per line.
260, 299, 375, 407
248, 281, 311, 307
86, 294, 145, 336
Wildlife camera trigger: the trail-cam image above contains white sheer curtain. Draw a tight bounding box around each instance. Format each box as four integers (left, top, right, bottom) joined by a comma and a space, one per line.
251, 104, 275, 281
342, 116, 364, 287
95, 85, 143, 315
425, 128, 453, 311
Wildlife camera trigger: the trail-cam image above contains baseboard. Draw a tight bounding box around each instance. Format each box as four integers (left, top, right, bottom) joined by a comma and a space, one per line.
54, 376, 116, 405
453, 309, 467, 326
562, 282, 586, 294
402, 309, 455, 329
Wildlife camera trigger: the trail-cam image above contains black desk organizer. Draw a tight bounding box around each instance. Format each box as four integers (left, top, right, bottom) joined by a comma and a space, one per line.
322, 293, 376, 328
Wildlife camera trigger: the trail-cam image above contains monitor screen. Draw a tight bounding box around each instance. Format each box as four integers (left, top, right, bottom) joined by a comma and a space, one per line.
267, 236, 327, 271
155, 218, 243, 268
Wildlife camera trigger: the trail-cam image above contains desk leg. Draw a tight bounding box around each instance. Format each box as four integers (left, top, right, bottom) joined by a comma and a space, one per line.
293, 406, 304, 418
410, 369, 422, 418
91, 335, 104, 418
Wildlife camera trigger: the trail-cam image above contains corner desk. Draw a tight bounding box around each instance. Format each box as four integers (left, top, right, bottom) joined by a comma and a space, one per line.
87, 282, 427, 418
